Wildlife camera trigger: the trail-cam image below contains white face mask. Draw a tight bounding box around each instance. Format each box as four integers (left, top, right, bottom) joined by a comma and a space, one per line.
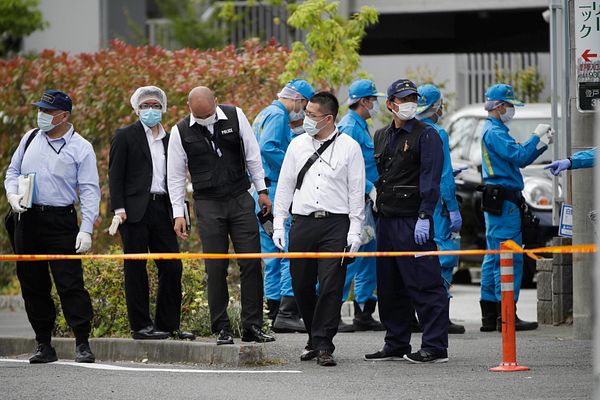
303, 115, 328, 137
291, 126, 305, 135
37, 111, 64, 132
289, 100, 305, 122
500, 106, 515, 123
393, 102, 418, 121
368, 100, 380, 118
195, 113, 216, 127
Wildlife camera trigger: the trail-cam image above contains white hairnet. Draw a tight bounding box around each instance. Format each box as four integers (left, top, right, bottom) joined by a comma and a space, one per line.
484, 100, 503, 111
130, 86, 167, 114
277, 86, 303, 101
416, 97, 443, 121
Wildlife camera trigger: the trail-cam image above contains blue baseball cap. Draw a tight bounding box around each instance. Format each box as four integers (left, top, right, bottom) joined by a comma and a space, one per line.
416, 84, 442, 114
285, 79, 315, 100
387, 79, 420, 100
347, 79, 385, 104
485, 84, 524, 106
32, 89, 72, 112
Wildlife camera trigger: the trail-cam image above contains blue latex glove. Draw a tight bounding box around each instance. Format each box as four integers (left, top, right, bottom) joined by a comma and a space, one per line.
449, 210, 462, 233
544, 159, 571, 176
414, 218, 430, 246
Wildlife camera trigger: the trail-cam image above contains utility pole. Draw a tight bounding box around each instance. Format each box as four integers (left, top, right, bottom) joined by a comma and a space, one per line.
571, 0, 598, 340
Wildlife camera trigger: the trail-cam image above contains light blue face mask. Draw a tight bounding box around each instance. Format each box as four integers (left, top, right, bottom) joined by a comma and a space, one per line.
302, 115, 327, 137
140, 109, 162, 127
37, 111, 63, 132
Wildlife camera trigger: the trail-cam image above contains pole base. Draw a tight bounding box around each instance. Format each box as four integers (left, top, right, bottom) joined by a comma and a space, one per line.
489, 363, 530, 372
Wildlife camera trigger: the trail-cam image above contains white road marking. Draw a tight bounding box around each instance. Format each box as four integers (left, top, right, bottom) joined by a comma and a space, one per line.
0, 358, 301, 374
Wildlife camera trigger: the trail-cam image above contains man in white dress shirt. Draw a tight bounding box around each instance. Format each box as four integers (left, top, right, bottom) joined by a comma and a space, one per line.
273, 91, 365, 366
167, 86, 274, 345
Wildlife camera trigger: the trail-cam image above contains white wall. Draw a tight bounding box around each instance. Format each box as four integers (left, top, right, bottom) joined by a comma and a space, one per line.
22, 0, 101, 54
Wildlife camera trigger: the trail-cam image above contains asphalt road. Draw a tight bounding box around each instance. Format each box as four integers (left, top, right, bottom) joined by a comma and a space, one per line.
0, 286, 591, 400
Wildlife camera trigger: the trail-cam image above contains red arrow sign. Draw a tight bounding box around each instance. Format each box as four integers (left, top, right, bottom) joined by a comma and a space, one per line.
582, 49, 598, 62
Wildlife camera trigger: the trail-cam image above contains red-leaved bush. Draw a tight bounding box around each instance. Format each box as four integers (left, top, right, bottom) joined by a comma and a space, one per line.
0, 39, 290, 253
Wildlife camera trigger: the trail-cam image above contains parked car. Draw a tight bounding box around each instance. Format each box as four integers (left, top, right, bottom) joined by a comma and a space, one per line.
444, 103, 559, 287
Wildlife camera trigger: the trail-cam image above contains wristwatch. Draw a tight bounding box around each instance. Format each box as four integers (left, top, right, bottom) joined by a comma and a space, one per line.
418, 212, 429, 220
258, 189, 269, 196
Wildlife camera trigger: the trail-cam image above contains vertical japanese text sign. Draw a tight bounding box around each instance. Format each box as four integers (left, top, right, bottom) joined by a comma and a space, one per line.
576, 0, 600, 112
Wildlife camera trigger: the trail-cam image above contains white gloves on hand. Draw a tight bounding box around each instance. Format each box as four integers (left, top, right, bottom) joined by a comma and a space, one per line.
75, 232, 92, 254
534, 123, 552, 138
108, 215, 122, 236
347, 233, 362, 253
368, 187, 378, 212
272, 228, 286, 251
7, 193, 26, 213
534, 124, 554, 149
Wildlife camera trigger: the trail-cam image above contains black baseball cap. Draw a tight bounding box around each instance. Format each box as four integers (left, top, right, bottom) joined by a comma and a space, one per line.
387, 79, 420, 99
32, 89, 72, 112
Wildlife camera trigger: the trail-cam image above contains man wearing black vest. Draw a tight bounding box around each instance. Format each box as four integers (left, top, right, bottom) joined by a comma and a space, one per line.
364, 79, 449, 364
168, 86, 274, 345
108, 86, 194, 341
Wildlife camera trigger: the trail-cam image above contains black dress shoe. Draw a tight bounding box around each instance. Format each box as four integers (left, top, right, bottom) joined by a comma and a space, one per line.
241, 326, 275, 343
172, 330, 196, 340
217, 329, 234, 345
132, 326, 170, 340
448, 320, 466, 334
300, 348, 319, 361
29, 343, 58, 364
75, 343, 95, 363
316, 350, 336, 366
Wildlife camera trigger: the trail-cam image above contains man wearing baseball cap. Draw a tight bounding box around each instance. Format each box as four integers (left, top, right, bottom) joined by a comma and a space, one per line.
252, 79, 314, 333
416, 84, 465, 335
4, 89, 100, 363
479, 83, 553, 332
336, 79, 385, 332
365, 79, 449, 363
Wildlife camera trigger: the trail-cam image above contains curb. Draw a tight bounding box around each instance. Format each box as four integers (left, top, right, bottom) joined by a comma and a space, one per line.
0, 337, 264, 366
0, 296, 24, 311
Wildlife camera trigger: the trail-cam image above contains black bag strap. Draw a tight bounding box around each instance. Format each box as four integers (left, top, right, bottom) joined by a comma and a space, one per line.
295, 133, 338, 190
21, 128, 40, 165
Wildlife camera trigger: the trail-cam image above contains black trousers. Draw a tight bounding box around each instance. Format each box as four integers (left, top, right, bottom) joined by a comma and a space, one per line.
376, 216, 448, 355
119, 195, 183, 332
15, 206, 93, 345
194, 191, 263, 333
289, 214, 348, 353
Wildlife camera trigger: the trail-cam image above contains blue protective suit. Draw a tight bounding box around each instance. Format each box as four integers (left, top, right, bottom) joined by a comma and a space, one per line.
252, 100, 294, 300
571, 147, 596, 170
337, 110, 378, 304
422, 118, 460, 295
480, 116, 547, 302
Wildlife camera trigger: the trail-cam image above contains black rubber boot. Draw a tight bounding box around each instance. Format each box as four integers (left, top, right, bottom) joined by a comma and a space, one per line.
448, 299, 465, 334
266, 299, 280, 324
515, 304, 538, 331
273, 296, 306, 333
480, 300, 499, 332
352, 299, 385, 331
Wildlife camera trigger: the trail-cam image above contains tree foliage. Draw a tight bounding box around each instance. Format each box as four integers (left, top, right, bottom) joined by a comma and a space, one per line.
0, 0, 47, 57
281, 0, 378, 91
495, 66, 545, 103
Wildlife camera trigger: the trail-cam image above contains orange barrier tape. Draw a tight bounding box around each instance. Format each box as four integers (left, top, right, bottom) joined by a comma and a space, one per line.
0, 242, 595, 263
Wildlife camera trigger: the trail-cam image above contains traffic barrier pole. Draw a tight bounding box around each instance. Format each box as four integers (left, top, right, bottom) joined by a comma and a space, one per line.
489, 242, 530, 372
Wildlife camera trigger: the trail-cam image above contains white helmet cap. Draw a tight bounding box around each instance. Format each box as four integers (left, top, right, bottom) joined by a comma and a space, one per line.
130, 86, 167, 114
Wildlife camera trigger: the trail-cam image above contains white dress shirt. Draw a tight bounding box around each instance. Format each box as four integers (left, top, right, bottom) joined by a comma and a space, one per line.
168, 105, 267, 218
274, 129, 365, 236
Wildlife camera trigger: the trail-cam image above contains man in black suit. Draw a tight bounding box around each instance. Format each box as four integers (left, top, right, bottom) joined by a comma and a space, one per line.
108, 86, 194, 340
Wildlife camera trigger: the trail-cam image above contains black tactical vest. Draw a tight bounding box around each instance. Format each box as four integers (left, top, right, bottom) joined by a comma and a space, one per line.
373, 120, 426, 217
177, 104, 250, 199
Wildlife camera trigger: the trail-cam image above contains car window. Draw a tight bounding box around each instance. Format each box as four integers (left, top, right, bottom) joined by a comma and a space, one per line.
447, 117, 479, 160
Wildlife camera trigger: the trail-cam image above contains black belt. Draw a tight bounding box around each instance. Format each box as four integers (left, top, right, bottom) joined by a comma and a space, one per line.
150, 193, 167, 200
32, 204, 75, 212
503, 189, 523, 206
296, 211, 346, 219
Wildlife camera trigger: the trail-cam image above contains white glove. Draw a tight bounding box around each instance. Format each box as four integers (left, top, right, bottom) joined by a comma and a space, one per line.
108, 215, 122, 236
75, 232, 92, 254
272, 228, 286, 251
7, 193, 26, 213
533, 123, 552, 138
368, 187, 378, 212
347, 233, 362, 253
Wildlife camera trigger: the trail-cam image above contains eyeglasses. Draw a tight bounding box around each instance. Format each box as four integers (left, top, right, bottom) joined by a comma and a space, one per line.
305, 112, 331, 119
139, 103, 162, 110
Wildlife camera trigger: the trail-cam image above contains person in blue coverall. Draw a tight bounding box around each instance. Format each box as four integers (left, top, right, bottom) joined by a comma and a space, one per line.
252, 79, 315, 333
336, 79, 385, 332
416, 84, 465, 334
545, 147, 596, 175
479, 84, 554, 332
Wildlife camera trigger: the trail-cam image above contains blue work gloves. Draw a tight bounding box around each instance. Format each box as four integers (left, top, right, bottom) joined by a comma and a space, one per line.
544, 159, 571, 176
449, 210, 462, 233
414, 218, 430, 246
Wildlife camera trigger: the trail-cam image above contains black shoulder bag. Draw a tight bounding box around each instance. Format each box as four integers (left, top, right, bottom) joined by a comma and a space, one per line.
4, 129, 40, 252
